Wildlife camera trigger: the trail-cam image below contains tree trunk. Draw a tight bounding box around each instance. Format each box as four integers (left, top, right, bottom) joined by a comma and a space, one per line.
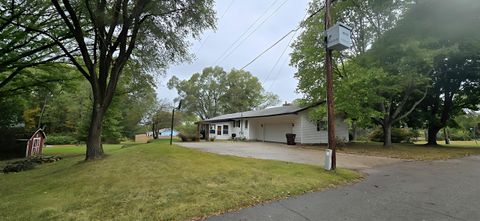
426, 126, 440, 145
444, 127, 450, 144
383, 124, 392, 147
86, 104, 105, 160
152, 122, 158, 139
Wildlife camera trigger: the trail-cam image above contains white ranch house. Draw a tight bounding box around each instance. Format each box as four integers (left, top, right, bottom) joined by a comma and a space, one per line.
197, 102, 349, 144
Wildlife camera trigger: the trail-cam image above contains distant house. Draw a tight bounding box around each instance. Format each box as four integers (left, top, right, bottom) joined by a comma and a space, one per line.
146, 128, 179, 137
136, 128, 180, 143
197, 102, 349, 144
158, 128, 179, 136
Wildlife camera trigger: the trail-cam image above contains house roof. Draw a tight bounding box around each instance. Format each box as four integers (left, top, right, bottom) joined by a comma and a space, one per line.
200, 101, 325, 123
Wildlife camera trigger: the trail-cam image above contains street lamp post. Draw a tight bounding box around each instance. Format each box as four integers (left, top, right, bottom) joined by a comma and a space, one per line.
170, 100, 182, 145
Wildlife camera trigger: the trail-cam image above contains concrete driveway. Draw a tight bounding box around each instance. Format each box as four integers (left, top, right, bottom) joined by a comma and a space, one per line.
206, 155, 480, 221
176, 141, 401, 170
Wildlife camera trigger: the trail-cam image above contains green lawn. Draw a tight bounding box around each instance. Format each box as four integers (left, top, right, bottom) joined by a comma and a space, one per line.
339, 141, 480, 160
0, 141, 360, 221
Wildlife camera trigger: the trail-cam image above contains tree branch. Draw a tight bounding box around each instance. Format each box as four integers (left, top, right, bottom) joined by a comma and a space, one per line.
394, 87, 429, 123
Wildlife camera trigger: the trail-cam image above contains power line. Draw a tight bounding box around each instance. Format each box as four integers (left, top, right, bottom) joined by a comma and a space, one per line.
217, 0, 290, 65
195, 0, 236, 55
264, 28, 300, 90
212, 0, 280, 65
240, 29, 296, 70
240, 1, 333, 70
262, 11, 308, 85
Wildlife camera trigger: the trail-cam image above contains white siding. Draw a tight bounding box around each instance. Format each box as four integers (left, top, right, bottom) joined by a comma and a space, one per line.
299, 111, 349, 144
248, 115, 299, 143
292, 116, 302, 143
205, 111, 348, 144
264, 123, 293, 143
223, 120, 251, 140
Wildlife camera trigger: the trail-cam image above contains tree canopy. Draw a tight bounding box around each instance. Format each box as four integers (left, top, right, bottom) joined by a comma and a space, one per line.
1, 0, 216, 160
168, 66, 280, 120
291, 0, 480, 146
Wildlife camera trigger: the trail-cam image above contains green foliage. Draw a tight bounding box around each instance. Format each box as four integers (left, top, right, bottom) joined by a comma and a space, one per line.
116, 63, 157, 138
168, 66, 279, 119
102, 104, 124, 144
45, 134, 78, 145
0, 96, 27, 127
0, 0, 67, 90
290, 0, 412, 103
369, 127, 419, 143
177, 122, 198, 137
390, 0, 480, 143
444, 129, 473, 141
0, 63, 157, 144
4, 0, 217, 159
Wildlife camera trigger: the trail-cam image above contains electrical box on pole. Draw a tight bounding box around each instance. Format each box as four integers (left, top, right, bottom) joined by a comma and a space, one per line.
326, 22, 352, 51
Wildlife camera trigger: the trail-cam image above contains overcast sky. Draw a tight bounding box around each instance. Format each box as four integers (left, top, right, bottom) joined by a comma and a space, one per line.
157, 0, 311, 105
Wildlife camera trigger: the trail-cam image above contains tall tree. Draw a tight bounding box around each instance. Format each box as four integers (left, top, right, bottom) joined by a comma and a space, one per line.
168, 66, 279, 120
421, 46, 480, 145
291, 0, 412, 102
168, 66, 226, 120
220, 69, 279, 114
290, 0, 418, 146
34, 0, 216, 160
376, 0, 480, 145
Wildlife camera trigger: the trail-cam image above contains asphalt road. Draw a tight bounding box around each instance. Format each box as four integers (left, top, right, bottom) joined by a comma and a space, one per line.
207, 155, 480, 221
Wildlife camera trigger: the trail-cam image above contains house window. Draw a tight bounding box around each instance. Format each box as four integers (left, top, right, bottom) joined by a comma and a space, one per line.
245, 120, 248, 129
235, 120, 240, 127
217, 126, 222, 135
223, 125, 229, 134
317, 120, 327, 131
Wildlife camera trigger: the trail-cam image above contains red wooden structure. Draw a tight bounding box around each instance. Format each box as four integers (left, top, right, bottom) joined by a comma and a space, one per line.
25, 129, 46, 157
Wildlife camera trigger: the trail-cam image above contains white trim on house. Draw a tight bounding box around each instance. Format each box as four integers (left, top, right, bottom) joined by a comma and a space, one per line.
200, 103, 349, 144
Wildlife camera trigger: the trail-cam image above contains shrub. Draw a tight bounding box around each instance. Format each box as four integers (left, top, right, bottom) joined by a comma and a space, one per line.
0, 128, 28, 159
178, 133, 199, 142
45, 134, 78, 145
369, 127, 419, 143
176, 122, 198, 142
443, 128, 473, 141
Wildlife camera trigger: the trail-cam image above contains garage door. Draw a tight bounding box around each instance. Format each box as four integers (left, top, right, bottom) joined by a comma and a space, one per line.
264, 123, 293, 143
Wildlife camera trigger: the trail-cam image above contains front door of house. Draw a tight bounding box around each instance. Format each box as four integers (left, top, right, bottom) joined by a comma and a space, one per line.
217, 126, 222, 135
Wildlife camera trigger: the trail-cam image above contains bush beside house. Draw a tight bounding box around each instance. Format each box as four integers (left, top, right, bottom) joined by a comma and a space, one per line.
177, 122, 199, 142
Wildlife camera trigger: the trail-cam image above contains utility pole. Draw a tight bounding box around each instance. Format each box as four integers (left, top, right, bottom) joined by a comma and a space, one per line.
324, 0, 336, 170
